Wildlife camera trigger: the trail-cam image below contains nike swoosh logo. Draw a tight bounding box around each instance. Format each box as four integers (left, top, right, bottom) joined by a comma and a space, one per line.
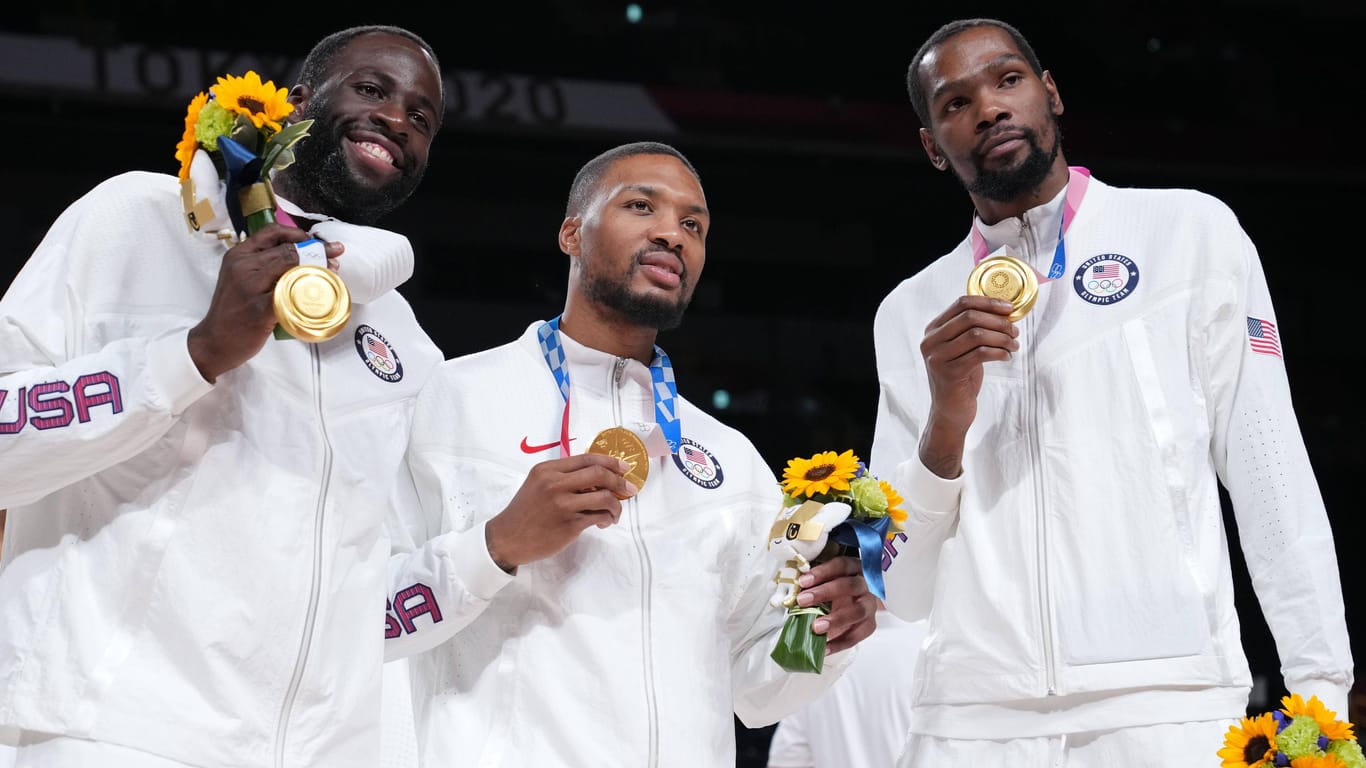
520, 437, 563, 454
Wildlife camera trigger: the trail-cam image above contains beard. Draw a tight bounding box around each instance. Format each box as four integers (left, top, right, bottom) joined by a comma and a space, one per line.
580, 248, 692, 331
282, 96, 425, 225
961, 119, 1061, 203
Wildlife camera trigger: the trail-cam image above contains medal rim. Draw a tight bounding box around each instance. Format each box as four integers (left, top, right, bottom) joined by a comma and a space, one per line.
966, 254, 1039, 322
587, 426, 650, 496
273, 264, 352, 342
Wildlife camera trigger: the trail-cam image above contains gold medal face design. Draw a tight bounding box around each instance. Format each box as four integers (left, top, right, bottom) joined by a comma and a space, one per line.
588, 426, 649, 497
273, 264, 352, 343
967, 254, 1039, 322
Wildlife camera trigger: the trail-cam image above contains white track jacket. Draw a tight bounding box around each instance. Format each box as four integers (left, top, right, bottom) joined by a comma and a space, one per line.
385, 323, 853, 767
871, 173, 1352, 737
0, 171, 442, 767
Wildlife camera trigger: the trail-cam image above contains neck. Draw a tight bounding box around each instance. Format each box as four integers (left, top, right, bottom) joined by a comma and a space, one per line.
558, 300, 658, 364
970, 157, 1071, 226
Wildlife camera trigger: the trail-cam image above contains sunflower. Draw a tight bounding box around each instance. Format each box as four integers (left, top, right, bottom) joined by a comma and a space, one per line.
212, 70, 293, 133
175, 91, 209, 181
781, 449, 860, 498
879, 479, 907, 533
1282, 695, 1354, 741
1219, 712, 1280, 768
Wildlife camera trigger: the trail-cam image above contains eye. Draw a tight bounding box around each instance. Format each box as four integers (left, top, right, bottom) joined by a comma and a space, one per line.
355, 83, 383, 99
944, 96, 968, 114
682, 217, 703, 234
626, 199, 652, 212
1000, 72, 1024, 88
409, 111, 431, 131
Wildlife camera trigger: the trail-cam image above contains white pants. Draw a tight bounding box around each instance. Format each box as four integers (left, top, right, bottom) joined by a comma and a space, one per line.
897, 720, 1233, 768
8, 734, 197, 768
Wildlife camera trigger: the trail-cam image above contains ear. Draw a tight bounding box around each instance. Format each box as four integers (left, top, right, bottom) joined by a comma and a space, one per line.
920, 127, 949, 171
558, 216, 582, 257
286, 84, 312, 123
1041, 71, 1064, 117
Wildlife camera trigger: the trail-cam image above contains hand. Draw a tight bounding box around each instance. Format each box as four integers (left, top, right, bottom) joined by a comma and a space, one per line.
187, 224, 345, 382
484, 454, 637, 572
918, 295, 1018, 477
796, 555, 877, 655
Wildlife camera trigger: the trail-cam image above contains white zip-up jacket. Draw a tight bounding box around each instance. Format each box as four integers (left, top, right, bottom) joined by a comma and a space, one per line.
384, 323, 853, 767
0, 171, 442, 767
871, 173, 1352, 737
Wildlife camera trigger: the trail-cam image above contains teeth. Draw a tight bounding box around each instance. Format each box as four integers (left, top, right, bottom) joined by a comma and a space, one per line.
357, 141, 394, 165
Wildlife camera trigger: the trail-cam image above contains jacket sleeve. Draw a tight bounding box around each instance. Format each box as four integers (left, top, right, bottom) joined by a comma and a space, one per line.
1201, 204, 1354, 714
0, 183, 213, 509
383, 375, 514, 661
726, 452, 855, 728
869, 293, 963, 623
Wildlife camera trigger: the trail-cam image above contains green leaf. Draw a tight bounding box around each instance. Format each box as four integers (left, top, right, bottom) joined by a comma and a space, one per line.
260, 119, 313, 180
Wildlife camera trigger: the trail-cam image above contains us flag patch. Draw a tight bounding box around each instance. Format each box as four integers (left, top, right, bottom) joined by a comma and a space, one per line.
672, 438, 723, 489
355, 325, 404, 382
1247, 316, 1282, 358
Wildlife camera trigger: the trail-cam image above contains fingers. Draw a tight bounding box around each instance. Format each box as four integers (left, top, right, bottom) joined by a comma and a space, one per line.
819, 595, 878, 655
922, 296, 1019, 364
796, 556, 867, 607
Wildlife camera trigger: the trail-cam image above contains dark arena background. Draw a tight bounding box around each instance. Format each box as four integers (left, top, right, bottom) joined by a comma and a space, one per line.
1, 2, 1361, 763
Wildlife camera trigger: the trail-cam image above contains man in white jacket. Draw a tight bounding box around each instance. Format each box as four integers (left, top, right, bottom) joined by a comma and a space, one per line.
871, 17, 1353, 766
384, 141, 879, 766
0, 25, 445, 767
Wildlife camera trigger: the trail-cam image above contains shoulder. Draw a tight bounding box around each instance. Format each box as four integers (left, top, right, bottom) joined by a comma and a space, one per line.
1092, 177, 1241, 226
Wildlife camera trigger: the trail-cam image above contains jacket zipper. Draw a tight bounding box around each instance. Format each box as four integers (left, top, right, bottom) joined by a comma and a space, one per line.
274, 344, 333, 766
1021, 214, 1058, 696
614, 357, 659, 768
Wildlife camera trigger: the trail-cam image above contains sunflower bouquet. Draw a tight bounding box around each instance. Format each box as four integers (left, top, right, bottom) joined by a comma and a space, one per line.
765, 449, 906, 673
1219, 694, 1363, 768
175, 70, 312, 238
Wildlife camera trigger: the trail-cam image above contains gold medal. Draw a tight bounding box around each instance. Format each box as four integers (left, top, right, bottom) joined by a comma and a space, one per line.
966, 254, 1039, 322
273, 264, 352, 343
587, 426, 649, 497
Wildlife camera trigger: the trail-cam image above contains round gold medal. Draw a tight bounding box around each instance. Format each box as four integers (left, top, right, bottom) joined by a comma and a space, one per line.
273, 265, 352, 343
966, 254, 1039, 322
587, 426, 649, 497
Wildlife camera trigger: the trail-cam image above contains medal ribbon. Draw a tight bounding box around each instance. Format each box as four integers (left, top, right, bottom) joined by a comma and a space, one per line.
537, 316, 681, 457
970, 166, 1091, 281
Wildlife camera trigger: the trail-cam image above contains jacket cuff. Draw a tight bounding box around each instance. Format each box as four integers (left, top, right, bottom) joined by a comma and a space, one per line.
149, 329, 214, 415
446, 521, 515, 601
1282, 678, 1351, 720
897, 454, 963, 519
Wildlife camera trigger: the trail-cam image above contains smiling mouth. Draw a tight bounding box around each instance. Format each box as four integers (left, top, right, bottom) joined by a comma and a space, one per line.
354, 140, 395, 166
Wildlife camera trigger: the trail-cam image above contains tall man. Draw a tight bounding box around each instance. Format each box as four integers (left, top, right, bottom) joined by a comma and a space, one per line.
0, 25, 445, 767
870, 17, 1353, 766
384, 141, 878, 766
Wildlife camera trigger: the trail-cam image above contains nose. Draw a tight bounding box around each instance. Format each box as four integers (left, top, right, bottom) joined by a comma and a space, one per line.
973, 92, 1012, 132
648, 220, 684, 254
371, 100, 408, 140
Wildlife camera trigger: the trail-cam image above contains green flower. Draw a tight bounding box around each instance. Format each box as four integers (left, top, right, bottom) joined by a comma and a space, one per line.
193, 101, 237, 152
1328, 739, 1366, 768
1278, 716, 1326, 759
847, 476, 888, 518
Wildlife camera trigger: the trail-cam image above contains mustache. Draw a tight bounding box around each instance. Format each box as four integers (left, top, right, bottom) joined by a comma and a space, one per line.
974, 124, 1038, 157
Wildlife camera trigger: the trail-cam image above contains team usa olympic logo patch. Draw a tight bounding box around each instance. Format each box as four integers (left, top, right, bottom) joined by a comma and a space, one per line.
673, 438, 724, 489
1073, 254, 1139, 306
355, 325, 403, 382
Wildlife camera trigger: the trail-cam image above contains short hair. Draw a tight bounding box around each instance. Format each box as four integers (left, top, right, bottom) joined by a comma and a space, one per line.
295, 24, 442, 100
905, 18, 1043, 128
564, 141, 702, 218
